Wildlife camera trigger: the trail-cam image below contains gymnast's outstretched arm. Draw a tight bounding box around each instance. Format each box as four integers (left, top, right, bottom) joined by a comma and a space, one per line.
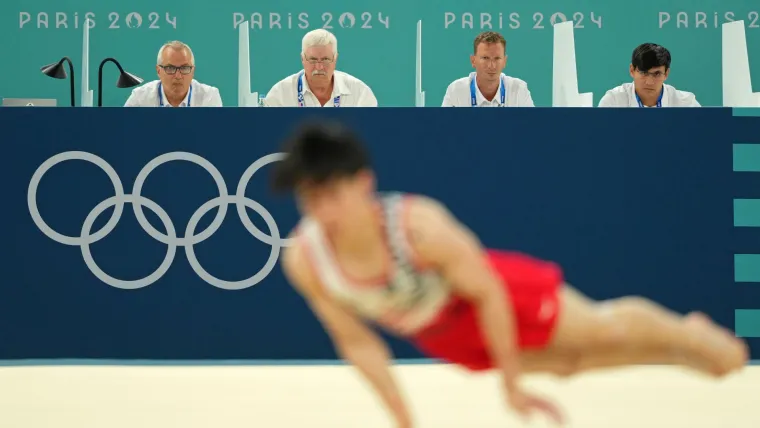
281, 241, 413, 428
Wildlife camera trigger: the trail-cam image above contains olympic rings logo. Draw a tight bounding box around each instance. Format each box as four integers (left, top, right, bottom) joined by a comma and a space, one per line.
27, 151, 293, 291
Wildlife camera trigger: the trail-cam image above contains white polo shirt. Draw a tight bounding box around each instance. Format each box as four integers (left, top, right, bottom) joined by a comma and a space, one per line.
598, 82, 700, 107
442, 72, 534, 107
262, 70, 377, 107
124, 79, 223, 107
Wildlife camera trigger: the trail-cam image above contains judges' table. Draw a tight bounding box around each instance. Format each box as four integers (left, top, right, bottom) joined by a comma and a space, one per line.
0, 106, 758, 362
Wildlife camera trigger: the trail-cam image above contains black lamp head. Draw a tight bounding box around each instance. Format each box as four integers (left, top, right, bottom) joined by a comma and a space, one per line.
97, 58, 144, 106
40, 60, 68, 79
117, 71, 143, 88
40, 57, 75, 106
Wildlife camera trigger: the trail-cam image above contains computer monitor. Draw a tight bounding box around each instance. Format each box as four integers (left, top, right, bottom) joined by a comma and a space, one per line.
2, 98, 58, 107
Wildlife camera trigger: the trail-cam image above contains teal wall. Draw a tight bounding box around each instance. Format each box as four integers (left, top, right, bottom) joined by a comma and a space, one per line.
3, 0, 760, 107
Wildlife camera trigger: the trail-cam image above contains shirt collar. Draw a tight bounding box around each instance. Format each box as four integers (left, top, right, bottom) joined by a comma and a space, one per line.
470, 72, 505, 105
301, 71, 351, 98
629, 82, 667, 107
160, 80, 193, 107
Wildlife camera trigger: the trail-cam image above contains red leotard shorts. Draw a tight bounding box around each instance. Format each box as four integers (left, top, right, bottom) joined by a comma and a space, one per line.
410, 249, 564, 372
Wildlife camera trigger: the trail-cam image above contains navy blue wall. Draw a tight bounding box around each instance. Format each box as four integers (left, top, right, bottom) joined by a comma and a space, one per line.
0, 107, 758, 362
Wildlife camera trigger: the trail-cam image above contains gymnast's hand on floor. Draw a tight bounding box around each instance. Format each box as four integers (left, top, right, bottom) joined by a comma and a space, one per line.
506, 386, 565, 426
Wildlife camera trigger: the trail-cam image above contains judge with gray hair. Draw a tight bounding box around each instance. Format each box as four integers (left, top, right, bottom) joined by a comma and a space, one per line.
263, 29, 377, 107
124, 40, 223, 107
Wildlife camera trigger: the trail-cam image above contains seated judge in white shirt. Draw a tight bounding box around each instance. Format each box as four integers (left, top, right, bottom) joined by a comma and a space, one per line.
598, 43, 699, 108
124, 40, 223, 107
263, 29, 377, 107
442, 31, 534, 107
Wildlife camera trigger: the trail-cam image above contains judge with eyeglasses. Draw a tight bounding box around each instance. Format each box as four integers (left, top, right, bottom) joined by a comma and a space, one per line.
263, 29, 377, 107
598, 43, 699, 108
124, 40, 223, 107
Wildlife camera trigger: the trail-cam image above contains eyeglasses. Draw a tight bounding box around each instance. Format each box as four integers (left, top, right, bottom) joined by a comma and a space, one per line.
637, 70, 666, 80
159, 65, 194, 75
304, 57, 334, 65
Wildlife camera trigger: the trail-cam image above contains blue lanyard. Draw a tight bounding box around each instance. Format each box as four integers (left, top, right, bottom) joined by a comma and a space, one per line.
297, 71, 341, 107
158, 83, 192, 107
635, 87, 663, 108
470, 75, 506, 107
